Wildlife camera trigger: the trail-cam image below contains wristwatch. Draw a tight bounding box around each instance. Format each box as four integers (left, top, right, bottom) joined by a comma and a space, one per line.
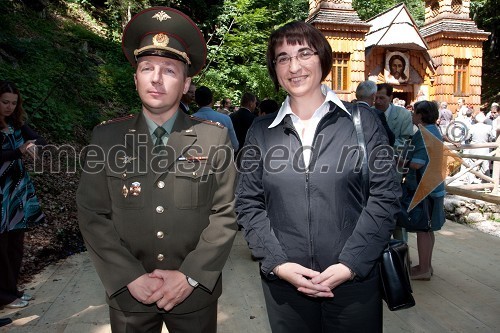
186, 275, 199, 288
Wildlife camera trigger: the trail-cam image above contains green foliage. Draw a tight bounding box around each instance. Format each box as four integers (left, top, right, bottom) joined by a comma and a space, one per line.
197, 0, 307, 105
353, 0, 424, 26
0, 1, 139, 143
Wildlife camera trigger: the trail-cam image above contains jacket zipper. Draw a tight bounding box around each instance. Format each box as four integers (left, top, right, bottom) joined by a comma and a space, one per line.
286, 106, 336, 270
285, 125, 314, 268
306, 105, 336, 269
305, 170, 313, 268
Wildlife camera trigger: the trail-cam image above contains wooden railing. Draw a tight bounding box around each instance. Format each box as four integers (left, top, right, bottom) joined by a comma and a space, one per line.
444, 136, 500, 204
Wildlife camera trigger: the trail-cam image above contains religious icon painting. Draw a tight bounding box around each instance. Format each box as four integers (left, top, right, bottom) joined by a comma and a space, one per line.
385, 51, 410, 84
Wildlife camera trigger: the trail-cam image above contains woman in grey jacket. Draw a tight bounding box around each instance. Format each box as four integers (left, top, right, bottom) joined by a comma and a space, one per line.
235, 21, 401, 332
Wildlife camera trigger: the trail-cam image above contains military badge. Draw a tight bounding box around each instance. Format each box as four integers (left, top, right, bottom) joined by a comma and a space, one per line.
122, 185, 129, 198
130, 182, 142, 196
152, 11, 171, 22
118, 155, 137, 165
153, 33, 169, 48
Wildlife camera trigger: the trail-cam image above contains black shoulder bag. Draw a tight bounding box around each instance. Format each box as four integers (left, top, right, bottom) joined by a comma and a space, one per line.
352, 104, 416, 311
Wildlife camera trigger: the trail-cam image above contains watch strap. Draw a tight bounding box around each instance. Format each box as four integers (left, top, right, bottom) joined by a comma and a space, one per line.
186, 275, 199, 288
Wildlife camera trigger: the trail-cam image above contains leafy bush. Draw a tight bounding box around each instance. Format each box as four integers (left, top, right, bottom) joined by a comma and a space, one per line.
0, 1, 139, 143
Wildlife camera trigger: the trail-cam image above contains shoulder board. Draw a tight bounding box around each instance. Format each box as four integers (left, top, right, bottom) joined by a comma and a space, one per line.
98, 114, 135, 126
189, 115, 225, 129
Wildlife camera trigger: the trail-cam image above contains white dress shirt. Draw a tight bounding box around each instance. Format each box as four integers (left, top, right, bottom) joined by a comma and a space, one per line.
269, 85, 348, 169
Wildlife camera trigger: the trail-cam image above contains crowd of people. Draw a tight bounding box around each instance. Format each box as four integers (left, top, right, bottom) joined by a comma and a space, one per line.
1, 5, 499, 332
442, 99, 499, 185
371, 91, 499, 188
180, 85, 280, 155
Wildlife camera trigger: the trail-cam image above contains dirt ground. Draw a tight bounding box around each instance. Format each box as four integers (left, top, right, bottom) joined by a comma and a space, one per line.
19, 150, 85, 284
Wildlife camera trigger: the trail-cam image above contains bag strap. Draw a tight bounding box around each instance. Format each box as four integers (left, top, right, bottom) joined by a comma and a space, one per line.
352, 104, 369, 205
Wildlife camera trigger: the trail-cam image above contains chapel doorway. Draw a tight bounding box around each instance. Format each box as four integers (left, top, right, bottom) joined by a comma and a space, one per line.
392, 92, 412, 107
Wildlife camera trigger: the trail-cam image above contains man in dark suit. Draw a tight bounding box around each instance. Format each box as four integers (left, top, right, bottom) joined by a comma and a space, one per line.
355, 80, 395, 146
229, 92, 257, 153
375, 83, 413, 242
76, 7, 237, 333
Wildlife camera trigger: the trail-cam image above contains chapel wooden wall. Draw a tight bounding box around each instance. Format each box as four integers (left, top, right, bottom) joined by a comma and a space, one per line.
308, 0, 370, 102
420, 0, 489, 112
425, 35, 486, 113
324, 30, 366, 102
309, 0, 489, 110
313, 24, 369, 102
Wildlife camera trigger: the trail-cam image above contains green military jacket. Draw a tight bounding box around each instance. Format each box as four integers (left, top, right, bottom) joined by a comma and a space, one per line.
77, 110, 237, 314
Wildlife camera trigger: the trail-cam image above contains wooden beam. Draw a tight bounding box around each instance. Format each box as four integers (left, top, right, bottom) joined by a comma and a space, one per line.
493, 136, 500, 194
459, 184, 494, 190
445, 143, 498, 150
446, 158, 486, 185
458, 154, 500, 161
446, 150, 495, 185
445, 186, 500, 204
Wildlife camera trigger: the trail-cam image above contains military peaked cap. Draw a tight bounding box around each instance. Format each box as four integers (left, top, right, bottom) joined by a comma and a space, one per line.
122, 7, 207, 77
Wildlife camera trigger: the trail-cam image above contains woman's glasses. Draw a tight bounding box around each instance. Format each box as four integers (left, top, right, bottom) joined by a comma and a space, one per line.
273, 50, 318, 66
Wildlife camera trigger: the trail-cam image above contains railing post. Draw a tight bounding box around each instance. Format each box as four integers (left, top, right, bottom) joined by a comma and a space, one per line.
492, 136, 500, 195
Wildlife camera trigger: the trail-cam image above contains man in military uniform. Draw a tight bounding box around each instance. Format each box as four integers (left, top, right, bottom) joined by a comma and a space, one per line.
76, 7, 237, 332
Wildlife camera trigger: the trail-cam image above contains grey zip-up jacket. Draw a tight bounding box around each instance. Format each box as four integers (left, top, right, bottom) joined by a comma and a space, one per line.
235, 101, 401, 279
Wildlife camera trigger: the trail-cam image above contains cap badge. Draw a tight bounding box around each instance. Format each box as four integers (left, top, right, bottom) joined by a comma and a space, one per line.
152, 33, 169, 48
152, 11, 171, 22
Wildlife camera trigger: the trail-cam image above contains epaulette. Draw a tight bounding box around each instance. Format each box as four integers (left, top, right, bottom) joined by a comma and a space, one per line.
98, 114, 135, 126
189, 115, 225, 128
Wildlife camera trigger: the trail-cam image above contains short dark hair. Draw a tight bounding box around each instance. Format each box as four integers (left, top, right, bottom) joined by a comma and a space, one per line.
266, 21, 332, 92
221, 98, 231, 108
195, 86, 213, 107
0, 80, 26, 129
377, 83, 393, 97
240, 92, 256, 107
414, 100, 439, 124
259, 99, 279, 115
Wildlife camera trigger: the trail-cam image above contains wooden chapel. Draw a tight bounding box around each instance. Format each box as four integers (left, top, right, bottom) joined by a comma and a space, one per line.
307, 0, 490, 112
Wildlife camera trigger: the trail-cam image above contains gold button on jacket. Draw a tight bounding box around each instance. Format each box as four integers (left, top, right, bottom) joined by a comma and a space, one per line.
77, 112, 237, 314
